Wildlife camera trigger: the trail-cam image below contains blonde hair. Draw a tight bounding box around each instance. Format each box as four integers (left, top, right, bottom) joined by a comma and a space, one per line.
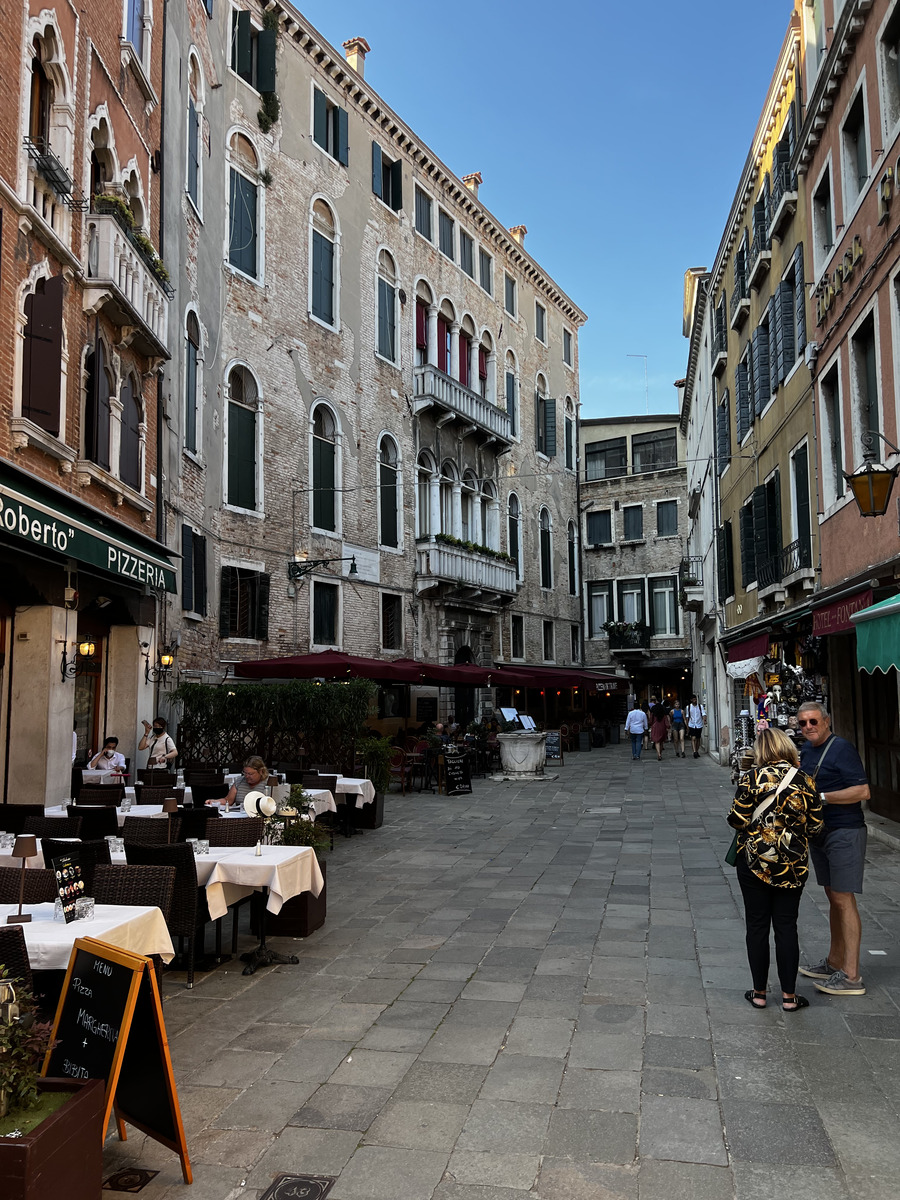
243, 756, 269, 781
753, 727, 799, 768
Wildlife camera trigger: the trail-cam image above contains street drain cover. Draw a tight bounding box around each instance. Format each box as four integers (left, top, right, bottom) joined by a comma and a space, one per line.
260, 1174, 336, 1200
102, 1169, 159, 1193
583, 807, 622, 814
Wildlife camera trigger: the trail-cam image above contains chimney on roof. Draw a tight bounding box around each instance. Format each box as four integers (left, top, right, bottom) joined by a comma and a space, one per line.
462, 172, 482, 199
509, 225, 527, 246
342, 36, 370, 77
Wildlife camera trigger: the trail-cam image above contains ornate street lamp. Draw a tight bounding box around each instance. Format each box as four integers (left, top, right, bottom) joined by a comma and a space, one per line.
287, 553, 358, 581
844, 432, 900, 518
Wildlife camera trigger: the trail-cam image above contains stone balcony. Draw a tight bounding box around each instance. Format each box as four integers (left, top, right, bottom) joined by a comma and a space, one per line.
83, 214, 170, 358
415, 537, 517, 605
413, 365, 513, 447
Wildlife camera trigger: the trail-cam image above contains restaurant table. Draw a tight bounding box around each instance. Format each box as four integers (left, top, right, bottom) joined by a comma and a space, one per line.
45, 802, 167, 827
331, 776, 376, 808
289, 790, 337, 817
0, 902, 174, 970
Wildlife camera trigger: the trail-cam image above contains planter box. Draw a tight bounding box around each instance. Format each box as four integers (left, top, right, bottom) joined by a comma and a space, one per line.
2, 1078, 104, 1200
351, 792, 384, 830
261, 860, 327, 938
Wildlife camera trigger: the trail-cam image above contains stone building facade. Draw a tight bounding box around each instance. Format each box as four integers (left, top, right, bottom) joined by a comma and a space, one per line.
159, 1, 586, 727
0, 0, 176, 804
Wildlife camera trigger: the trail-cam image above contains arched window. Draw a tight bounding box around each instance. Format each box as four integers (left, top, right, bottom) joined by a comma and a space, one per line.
119, 374, 142, 490
417, 451, 436, 538
478, 335, 491, 401
459, 321, 474, 389
312, 404, 337, 532
535, 372, 555, 457
437, 301, 455, 375
311, 199, 336, 326
540, 507, 552, 589
185, 311, 201, 453
229, 133, 260, 278
440, 461, 458, 536
415, 281, 433, 366
461, 470, 478, 542
89, 119, 116, 197
227, 364, 259, 510
29, 41, 52, 147
123, 168, 146, 230
84, 340, 112, 469
505, 351, 518, 436
377, 250, 397, 362
567, 520, 578, 596
482, 481, 499, 550
379, 435, 400, 548
187, 55, 203, 211
508, 493, 521, 578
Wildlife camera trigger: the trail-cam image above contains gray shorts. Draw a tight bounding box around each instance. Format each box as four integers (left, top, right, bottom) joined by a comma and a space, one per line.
810, 826, 867, 893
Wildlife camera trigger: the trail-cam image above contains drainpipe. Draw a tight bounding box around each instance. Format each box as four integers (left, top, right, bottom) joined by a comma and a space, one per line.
2, 610, 15, 805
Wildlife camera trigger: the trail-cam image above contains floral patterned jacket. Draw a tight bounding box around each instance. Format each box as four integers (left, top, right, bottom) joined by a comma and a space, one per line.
727, 761, 824, 888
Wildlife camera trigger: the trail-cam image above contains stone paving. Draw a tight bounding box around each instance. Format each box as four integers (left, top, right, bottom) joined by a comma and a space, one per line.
107, 744, 900, 1199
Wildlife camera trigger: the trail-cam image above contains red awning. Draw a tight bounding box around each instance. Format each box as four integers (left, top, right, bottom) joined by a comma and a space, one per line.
233, 650, 417, 682
726, 633, 770, 664
811, 588, 873, 636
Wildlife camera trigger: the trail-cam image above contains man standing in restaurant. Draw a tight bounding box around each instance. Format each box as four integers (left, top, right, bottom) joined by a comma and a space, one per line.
686, 694, 706, 758
797, 700, 869, 996
625, 700, 648, 761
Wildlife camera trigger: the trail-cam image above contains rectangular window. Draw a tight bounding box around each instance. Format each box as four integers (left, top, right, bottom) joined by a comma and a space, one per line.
230, 10, 274, 90
227, 402, 256, 509
813, 167, 834, 272
716, 388, 731, 475
586, 510, 612, 545
219, 566, 269, 639
649, 576, 678, 636
633, 429, 677, 473
585, 437, 627, 480
792, 444, 812, 568
377, 277, 396, 361
563, 328, 573, 365
751, 313, 771, 416
313, 88, 349, 165
736, 356, 752, 442
535, 302, 546, 343
820, 362, 844, 505
851, 312, 879, 438
460, 230, 474, 277
415, 187, 432, 240
479, 248, 493, 295
842, 88, 868, 207
656, 500, 678, 537
228, 169, 258, 278
587, 581, 613, 637
181, 525, 207, 616
313, 580, 339, 646
542, 620, 554, 661
511, 614, 524, 659
311, 230, 334, 325
570, 624, 580, 663
127, 0, 145, 58
716, 521, 735, 600
753, 473, 782, 586
381, 593, 402, 650
438, 209, 454, 259
881, 6, 900, 130
21, 274, 64, 438
565, 416, 574, 470
740, 500, 756, 586
505, 371, 517, 437
187, 99, 200, 207
617, 579, 645, 624
504, 273, 516, 317
535, 394, 557, 457
371, 142, 402, 211
622, 505, 643, 541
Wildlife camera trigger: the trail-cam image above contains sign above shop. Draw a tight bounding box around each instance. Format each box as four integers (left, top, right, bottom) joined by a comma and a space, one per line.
0, 467, 176, 592
815, 236, 864, 326
811, 588, 872, 636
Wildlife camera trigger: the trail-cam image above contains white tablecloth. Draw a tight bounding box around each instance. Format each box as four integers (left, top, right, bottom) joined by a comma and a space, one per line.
1, 902, 175, 970
333, 776, 376, 808
294, 790, 337, 817
200, 845, 323, 921
45, 803, 166, 828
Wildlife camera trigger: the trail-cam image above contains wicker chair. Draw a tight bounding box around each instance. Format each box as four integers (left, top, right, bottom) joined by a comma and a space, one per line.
0, 867, 56, 904
206, 816, 264, 847
0, 923, 33, 991
190, 783, 230, 805
0, 804, 47, 835
137, 770, 177, 787
176, 808, 215, 841
41, 838, 111, 892
122, 815, 180, 845
23, 815, 83, 840
92, 864, 175, 920
66, 804, 118, 840
135, 785, 183, 806
124, 844, 214, 989
183, 769, 225, 787
76, 785, 124, 807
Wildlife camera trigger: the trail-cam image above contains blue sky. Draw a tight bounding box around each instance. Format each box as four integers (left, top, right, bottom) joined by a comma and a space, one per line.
299, 0, 797, 419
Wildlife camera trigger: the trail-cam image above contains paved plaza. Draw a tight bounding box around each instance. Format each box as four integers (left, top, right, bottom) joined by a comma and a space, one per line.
108, 744, 900, 1200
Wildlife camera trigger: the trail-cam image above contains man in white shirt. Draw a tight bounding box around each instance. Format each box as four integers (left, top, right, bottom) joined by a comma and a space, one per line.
89, 737, 127, 773
624, 702, 649, 761
687, 695, 706, 758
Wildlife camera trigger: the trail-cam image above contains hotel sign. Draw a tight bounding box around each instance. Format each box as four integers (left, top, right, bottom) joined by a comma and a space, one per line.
815, 236, 864, 326
811, 588, 872, 636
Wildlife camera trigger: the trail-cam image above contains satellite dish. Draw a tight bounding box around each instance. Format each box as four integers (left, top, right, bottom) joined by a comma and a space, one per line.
243, 790, 276, 818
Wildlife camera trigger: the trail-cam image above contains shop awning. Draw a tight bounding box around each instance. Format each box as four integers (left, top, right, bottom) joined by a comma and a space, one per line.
233, 650, 420, 682
850, 595, 900, 674
0, 461, 177, 592
726, 632, 770, 680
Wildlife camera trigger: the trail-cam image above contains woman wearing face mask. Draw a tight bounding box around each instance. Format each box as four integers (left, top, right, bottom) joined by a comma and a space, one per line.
138, 717, 178, 769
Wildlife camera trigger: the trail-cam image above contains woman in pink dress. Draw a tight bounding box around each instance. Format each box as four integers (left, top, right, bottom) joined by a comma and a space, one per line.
649, 706, 670, 761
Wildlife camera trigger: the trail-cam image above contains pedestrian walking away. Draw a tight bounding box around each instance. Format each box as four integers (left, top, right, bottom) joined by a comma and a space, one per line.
649, 705, 670, 761
686, 694, 706, 757
727, 727, 823, 1010
624, 701, 648, 761
670, 700, 686, 757
797, 701, 870, 996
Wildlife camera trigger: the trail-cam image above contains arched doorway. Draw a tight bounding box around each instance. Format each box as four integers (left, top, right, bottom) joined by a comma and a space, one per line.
454, 644, 475, 728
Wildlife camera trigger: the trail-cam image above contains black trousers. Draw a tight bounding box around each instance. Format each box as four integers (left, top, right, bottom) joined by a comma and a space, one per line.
736, 854, 803, 993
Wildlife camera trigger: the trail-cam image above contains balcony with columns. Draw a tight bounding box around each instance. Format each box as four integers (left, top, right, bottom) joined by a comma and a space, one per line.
82, 213, 170, 358
416, 537, 518, 604
414, 364, 513, 447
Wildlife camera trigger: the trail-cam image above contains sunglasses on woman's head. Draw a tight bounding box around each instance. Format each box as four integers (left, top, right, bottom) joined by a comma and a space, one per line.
798, 718, 819, 727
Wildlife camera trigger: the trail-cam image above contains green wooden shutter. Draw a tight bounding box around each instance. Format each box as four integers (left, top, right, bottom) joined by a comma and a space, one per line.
534, 391, 542, 452
228, 402, 256, 509
195, 535, 208, 616
181, 525, 193, 612
229, 171, 257, 276
22, 275, 64, 436
771, 290, 783, 385
378, 278, 394, 359
312, 437, 335, 530
256, 27, 277, 93
717, 526, 728, 599
793, 448, 811, 565
753, 484, 769, 575
336, 107, 349, 166
544, 397, 557, 456
313, 89, 327, 149
390, 158, 403, 211
736, 361, 750, 442
716, 392, 731, 474
380, 463, 398, 547
312, 232, 334, 324
794, 245, 806, 352
219, 566, 236, 637
740, 504, 756, 586
255, 573, 270, 640
187, 99, 199, 202
235, 9, 251, 79
779, 281, 796, 376
371, 142, 382, 199
770, 470, 782, 559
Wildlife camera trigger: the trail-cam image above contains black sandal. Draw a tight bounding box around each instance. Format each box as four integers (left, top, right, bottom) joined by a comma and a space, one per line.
782, 994, 810, 1012
744, 989, 767, 1008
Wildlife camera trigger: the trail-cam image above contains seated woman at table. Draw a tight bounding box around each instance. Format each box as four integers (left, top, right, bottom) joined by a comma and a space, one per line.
210, 756, 269, 811
89, 736, 126, 772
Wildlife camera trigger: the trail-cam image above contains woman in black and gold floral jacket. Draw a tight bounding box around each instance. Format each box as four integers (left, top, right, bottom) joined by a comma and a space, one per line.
727, 727, 823, 1011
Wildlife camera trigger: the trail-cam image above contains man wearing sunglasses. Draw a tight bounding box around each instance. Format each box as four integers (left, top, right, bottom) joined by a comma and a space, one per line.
796, 701, 869, 996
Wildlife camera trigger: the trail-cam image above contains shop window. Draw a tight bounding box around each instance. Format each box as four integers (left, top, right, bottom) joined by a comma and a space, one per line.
84, 340, 112, 470
220, 566, 269, 639
22, 274, 64, 436
181, 525, 207, 616
312, 580, 339, 645
313, 88, 348, 164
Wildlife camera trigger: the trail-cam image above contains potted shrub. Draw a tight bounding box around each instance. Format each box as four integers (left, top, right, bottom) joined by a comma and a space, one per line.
0, 968, 104, 1198
353, 736, 392, 829
257, 794, 330, 937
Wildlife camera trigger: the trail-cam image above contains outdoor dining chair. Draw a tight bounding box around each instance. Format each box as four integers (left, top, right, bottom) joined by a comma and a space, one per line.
122, 815, 181, 845
0, 804, 47, 835
137, 770, 177, 787
177, 808, 216, 841
41, 837, 111, 892
66, 804, 118, 839
76, 785, 125, 806
183, 769, 226, 787
23, 815, 83, 840
0, 924, 33, 991
0, 867, 56, 904
125, 843, 214, 989
92, 863, 176, 988
206, 816, 264, 847
135, 785, 183, 806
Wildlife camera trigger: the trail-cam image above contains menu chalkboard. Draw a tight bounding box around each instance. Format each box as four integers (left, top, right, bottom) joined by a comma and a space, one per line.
544, 731, 563, 763
443, 753, 472, 796
417, 696, 438, 722
42, 937, 192, 1184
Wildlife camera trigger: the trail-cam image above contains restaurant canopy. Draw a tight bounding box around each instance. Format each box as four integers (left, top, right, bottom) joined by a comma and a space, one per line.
850, 594, 900, 674
233, 650, 420, 682
725, 632, 770, 680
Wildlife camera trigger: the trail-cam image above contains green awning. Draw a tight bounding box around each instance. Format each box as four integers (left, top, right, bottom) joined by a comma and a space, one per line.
850, 594, 900, 675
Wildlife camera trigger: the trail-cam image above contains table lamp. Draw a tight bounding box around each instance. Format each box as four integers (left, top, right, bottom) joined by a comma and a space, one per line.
163, 796, 179, 813
7, 835, 37, 924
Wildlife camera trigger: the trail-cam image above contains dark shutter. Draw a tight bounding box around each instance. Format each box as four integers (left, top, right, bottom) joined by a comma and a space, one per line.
314, 582, 337, 644
779, 280, 796, 377
534, 391, 541, 452
740, 504, 756, 586
437, 316, 448, 372
389, 158, 402, 211
794, 244, 806, 353
336, 107, 349, 166
194, 535, 208, 616
255, 572, 270, 640
22, 275, 64, 436
416, 300, 427, 350
312, 437, 335, 530
794, 448, 811, 565
380, 463, 398, 547
181, 525, 194, 611
229, 170, 257, 277
187, 99, 199, 202
736, 361, 750, 442
544, 397, 557, 457
227, 402, 256, 509
378, 278, 394, 359
509, 513, 520, 577
311, 231, 334, 325
771, 289, 783, 385
85, 341, 111, 470
119, 377, 142, 490
769, 470, 782, 559
751, 323, 770, 416
506, 372, 516, 436
219, 566, 236, 637
256, 27, 277, 93
313, 88, 327, 149
371, 141, 382, 199
753, 484, 769, 577
565, 417, 574, 469
185, 337, 197, 453
716, 527, 728, 600
235, 9, 251, 79
716, 392, 731, 474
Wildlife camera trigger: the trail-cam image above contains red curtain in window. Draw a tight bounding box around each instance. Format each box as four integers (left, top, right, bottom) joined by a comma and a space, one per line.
437, 316, 449, 373
416, 300, 427, 350
479, 347, 488, 379
459, 334, 471, 387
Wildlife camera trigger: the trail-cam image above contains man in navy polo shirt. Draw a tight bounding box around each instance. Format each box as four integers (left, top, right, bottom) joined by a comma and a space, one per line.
797, 701, 870, 996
